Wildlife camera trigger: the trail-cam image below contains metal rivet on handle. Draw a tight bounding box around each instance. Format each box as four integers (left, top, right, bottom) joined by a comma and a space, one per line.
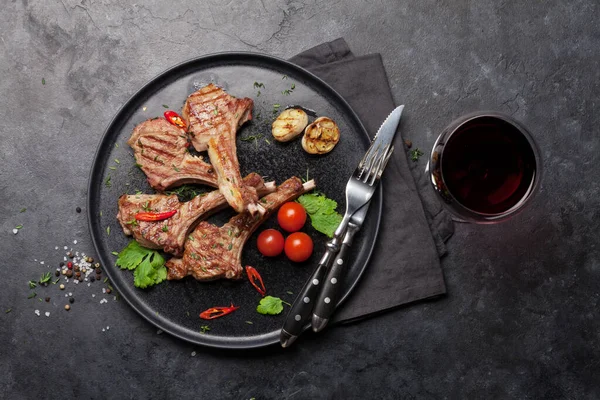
312, 279, 319, 285
331, 278, 337, 284
324, 297, 331, 304
295, 315, 301, 321
303, 297, 310, 303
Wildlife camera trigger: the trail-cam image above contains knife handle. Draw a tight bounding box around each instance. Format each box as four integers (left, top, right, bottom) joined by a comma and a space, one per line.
311, 224, 359, 332
280, 262, 329, 347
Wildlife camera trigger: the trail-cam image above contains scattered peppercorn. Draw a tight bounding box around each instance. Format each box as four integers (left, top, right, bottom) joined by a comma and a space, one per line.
54, 270, 60, 277
76, 207, 82, 213
95, 274, 101, 281
94, 263, 100, 268
69, 297, 74, 304
67, 251, 74, 258
59, 284, 65, 290
67, 262, 73, 269
95, 267, 102, 274
45, 297, 50, 302
86, 257, 94, 263
78, 276, 84, 282
404, 139, 413, 148
66, 270, 73, 278
64, 305, 70, 311
106, 288, 112, 294
74, 266, 80, 272
59, 262, 65, 267
90, 276, 96, 282
75, 272, 81, 278
81, 267, 87, 273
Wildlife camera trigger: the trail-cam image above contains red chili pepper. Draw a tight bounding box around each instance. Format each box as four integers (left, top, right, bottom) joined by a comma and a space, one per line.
134, 210, 177, 222
199, 303, 239, 320
245, 266, 266, 296
164, 111, 186, 129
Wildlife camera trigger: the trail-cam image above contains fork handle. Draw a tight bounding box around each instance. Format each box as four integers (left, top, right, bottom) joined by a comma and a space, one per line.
311, 224, 359, 332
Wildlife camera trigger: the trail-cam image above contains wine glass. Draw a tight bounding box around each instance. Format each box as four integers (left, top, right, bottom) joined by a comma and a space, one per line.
426, 111, 541, 224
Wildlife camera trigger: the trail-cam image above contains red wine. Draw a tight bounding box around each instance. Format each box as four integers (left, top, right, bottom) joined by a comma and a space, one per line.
441, 116, 537, 215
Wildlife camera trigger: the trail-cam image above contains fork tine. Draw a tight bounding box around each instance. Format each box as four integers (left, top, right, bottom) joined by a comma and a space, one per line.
355, 143, 379, 180
364, 144, 393, 185
363, 144, 380, 178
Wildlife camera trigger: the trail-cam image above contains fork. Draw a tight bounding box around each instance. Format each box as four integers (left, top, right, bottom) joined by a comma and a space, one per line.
280, 143, 394, 348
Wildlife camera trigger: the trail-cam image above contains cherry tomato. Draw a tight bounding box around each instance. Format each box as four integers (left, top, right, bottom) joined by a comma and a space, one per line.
284, 232, 314, 262
277, 202, 307, 232
257, 229, 285, 257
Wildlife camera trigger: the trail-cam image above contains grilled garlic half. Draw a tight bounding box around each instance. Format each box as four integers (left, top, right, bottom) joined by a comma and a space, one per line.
271, 108, 309, 142
301, 117, 340, 155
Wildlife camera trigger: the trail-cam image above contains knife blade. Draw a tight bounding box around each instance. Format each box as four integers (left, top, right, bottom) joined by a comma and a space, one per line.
311, 201, 370, 332
280, 105, 404, 348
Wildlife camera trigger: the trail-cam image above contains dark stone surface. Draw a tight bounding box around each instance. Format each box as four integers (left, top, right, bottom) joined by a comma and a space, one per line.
1, 1, 598, 399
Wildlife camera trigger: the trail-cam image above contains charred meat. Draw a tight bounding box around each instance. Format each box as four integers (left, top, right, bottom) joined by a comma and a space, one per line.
117, 173, 275, 256
165, 177, 316, 281
182, 84, 260, 214
128, 118, 217, 191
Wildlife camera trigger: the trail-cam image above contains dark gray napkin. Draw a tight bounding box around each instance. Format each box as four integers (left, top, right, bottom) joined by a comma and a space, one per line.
289, 38, 454, 322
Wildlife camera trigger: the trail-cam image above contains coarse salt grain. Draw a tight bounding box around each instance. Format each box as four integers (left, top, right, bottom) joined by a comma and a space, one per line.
102, 328, 105, 332
102, 288, 106, 294
34, 310, 40, 316
73, 240, 77, 244
40, 261, 44, 265
191, 351, 196, 357
13, 229, 18, 234
55, 246, 59, 250
92, 294, 96, 297
45, 312, 50, 317
64, 246, 68, 250
100, 298, 107, 304
157, 329, 163, 335
106, 326, 110, 330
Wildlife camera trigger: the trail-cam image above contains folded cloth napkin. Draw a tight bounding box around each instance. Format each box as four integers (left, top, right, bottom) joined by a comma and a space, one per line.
289, 38, 454, 322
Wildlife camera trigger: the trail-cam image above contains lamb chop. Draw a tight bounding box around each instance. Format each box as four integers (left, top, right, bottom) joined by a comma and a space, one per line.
165, 177, 316, 281
182, 84, 262, 214
116, 173, 275, 257
128, 117, 217, 191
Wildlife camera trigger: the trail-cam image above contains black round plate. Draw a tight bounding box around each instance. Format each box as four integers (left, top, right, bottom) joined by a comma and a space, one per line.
87, 52, 382, 349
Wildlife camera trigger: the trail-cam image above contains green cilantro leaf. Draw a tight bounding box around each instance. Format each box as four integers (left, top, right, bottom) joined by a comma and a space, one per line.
257, 296, 289, 315
297, 193, 343, 237
116, 241, 167, 288
39, 271, 52, 284
115, 241, 147, 270
410, 148, 424, 162
133, 252, 166, 289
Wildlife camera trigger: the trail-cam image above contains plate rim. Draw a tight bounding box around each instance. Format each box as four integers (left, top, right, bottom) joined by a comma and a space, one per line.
87, 51, 382, 349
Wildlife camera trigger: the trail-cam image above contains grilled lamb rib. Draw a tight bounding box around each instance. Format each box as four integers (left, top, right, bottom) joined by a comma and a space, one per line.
128, 118, 217, 191
116, 173, 275, 257
165, 177, 316, 281
182, 84, 261, 214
